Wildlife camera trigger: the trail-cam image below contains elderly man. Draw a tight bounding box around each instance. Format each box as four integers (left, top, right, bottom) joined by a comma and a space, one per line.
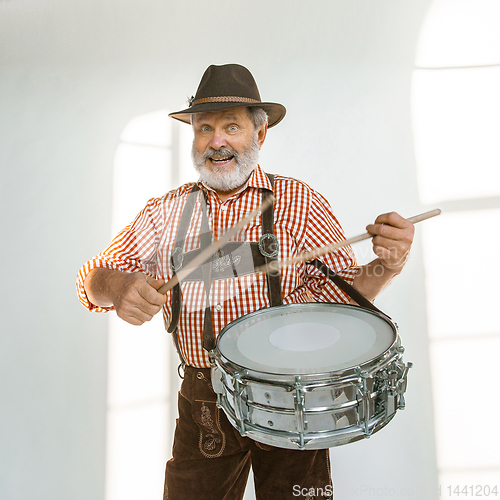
77, 64, 414, 500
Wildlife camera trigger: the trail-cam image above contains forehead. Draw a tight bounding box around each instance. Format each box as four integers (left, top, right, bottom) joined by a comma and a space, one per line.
192, 107, 252, 124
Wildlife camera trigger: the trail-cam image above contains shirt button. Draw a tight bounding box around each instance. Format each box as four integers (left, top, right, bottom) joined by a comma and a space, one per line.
215, 304, 222, 312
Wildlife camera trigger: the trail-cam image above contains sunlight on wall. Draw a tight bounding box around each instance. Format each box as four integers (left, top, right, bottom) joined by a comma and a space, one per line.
412, 0, 500, 496
105, 110, 194, 500
412, 67, 500, 204
422, 210, 500, 339
422, 210, 500, 491
414, 0, 500, 69
111, 111, 172, 233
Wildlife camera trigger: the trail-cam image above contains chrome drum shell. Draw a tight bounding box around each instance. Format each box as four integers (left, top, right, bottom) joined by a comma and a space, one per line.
211, 303, 411, 450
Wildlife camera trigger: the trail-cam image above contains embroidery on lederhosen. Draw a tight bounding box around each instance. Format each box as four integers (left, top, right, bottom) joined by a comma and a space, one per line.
212, 249, 241, 274
195, 400, 226, 458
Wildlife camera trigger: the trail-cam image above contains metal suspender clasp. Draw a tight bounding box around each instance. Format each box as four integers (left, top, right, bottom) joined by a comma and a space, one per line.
258, 233, 279, 258
170, 247, 184, 272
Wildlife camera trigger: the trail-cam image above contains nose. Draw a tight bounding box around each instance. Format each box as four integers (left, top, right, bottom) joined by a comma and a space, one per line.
210, 129, 228, 150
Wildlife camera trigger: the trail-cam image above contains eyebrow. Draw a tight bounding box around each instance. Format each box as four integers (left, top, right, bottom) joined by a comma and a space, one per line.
195, 113, 240, 123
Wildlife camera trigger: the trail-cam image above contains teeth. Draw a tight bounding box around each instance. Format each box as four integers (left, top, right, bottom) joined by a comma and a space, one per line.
211, 156, 232, 162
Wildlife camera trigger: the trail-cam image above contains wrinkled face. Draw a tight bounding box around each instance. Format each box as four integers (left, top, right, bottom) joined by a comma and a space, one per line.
191, 108, 267, 193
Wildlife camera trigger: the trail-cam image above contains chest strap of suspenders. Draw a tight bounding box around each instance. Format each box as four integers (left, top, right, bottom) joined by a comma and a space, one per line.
167, 174, 282, 366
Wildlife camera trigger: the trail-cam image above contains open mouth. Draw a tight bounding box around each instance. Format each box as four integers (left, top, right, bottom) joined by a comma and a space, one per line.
209, 155, 234, 165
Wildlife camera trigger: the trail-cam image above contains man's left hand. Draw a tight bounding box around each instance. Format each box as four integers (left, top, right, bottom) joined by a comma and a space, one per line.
365, 212, 415, 273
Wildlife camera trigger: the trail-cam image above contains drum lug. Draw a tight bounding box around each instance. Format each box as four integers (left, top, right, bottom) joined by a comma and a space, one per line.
377, 359, 413, 418
293, 377, 307, 450
396, 362, 413, 410
232, 372, 248, 437
208, 349, 217, 367
354, 368, 373, 438
210, 365, 224, 396
354, 366, 369, 379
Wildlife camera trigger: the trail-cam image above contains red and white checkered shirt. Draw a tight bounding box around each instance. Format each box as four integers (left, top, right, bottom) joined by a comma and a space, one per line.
76, 165, 359, 367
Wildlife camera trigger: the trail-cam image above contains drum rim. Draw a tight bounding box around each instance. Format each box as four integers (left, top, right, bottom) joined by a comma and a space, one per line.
214, 302, 399, 379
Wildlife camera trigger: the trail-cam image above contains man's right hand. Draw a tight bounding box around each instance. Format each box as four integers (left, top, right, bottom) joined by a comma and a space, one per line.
84, 268, 167, 326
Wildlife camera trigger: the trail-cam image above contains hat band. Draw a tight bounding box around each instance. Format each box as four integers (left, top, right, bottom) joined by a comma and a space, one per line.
191, 96, 260, 107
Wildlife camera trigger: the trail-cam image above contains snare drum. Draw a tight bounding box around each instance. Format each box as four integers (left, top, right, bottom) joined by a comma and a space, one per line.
210, 303, 412, 450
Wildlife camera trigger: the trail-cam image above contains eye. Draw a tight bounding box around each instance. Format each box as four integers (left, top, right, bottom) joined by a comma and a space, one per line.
228, 125, 238, 132
200, 125, 211, 132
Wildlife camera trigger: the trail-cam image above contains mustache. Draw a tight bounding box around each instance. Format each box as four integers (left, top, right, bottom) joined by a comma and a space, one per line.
202, 147, 239, 161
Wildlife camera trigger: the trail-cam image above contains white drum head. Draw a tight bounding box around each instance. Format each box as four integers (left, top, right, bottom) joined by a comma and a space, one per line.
217, 303, 396, 375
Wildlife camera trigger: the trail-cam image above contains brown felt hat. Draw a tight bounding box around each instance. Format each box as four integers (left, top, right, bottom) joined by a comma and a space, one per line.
168, 64, 286, 128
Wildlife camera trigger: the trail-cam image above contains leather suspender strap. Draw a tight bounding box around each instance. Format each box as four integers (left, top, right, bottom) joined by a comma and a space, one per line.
168, 186, 216, 358
199, 192, 216, 352
167, 185, 202, 366
308, 259, 390, 318
167, 184, 201, 334
261, 174, 283, 307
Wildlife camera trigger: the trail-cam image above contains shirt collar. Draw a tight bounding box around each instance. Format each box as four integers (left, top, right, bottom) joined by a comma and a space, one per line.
247, 165, 274, 192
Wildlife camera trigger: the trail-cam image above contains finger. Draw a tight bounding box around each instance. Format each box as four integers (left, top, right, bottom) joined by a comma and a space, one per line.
140, 279, 167, 307
367, 224, 414, 244
372, 243, 404, 260
116, 306, 155, 326
369, 212, 414, 231
372, 245, 394, 261
135, 297, 164, 318
146, 276, 166, 290
372, 235, 409, 251
372, 245, 408, 267
366, 225, 414, 243
375, 211, 410, 227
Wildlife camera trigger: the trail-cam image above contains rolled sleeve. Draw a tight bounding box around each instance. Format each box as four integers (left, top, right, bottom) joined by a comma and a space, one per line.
76, 198, 161, 312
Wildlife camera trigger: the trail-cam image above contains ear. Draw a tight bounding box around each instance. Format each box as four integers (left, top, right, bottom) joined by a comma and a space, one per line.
257, 122, 268, 150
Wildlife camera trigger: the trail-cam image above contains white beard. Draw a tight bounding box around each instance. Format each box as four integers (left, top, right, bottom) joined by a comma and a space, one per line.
191, 133, 260, 192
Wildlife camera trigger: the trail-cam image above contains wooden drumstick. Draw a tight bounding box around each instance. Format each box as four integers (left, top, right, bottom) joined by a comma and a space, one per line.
262, 208, 442, 272
157, 197, 273, 295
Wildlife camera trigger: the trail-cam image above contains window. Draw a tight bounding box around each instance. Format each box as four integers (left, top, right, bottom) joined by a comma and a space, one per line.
412, 0, 500, 492
105, 110, 195, 500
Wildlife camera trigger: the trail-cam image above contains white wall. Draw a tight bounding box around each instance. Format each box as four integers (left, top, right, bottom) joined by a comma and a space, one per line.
0, 1, 437, 499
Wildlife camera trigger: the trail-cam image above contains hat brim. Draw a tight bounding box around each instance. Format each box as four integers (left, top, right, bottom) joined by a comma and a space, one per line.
168, 101, 286, 128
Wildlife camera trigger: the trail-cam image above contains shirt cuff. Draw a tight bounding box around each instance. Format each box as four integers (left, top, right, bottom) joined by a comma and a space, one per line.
76, 258, 133, 312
